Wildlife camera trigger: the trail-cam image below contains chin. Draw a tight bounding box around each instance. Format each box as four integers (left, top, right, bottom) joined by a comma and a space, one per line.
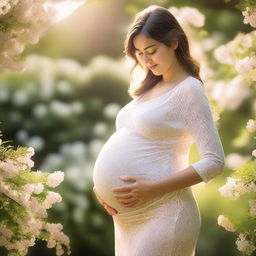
152, 70, 162, 76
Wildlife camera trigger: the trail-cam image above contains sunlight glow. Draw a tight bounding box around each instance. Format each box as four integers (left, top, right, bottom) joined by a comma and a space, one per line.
44, 0, 86, 23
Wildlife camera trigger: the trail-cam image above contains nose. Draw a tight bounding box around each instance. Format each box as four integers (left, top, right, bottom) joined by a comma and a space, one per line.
142, 53, 151, 66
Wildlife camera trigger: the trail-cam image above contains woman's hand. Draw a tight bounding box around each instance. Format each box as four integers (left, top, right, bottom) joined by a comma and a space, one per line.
112, 176, 159, 208
93, 186, 118, 216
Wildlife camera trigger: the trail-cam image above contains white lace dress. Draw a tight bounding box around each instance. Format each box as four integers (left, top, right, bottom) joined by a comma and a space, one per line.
92, 76, 225, 256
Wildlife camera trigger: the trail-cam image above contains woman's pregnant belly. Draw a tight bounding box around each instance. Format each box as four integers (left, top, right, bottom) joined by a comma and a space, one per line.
92, 128, 184, 214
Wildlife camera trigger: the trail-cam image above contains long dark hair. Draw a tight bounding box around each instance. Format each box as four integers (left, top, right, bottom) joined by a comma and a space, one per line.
123, 5, 202, 97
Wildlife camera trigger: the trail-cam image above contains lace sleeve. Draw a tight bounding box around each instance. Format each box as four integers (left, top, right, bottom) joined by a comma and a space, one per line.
180, 81, 225, 185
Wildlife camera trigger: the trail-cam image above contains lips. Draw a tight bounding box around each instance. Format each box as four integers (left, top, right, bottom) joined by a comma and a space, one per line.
149, 64, 158, 70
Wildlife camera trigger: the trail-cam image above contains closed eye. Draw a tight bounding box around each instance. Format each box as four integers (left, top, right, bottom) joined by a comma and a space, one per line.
149, 50, 157, 55
137, 49, 157, 55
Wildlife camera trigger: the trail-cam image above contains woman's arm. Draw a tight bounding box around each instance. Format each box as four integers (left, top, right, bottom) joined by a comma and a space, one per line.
181, 81, 225, 185
151, 166, 203, 197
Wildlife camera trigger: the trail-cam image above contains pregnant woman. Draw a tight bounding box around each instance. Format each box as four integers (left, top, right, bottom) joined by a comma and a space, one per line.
93, 5, 225, 256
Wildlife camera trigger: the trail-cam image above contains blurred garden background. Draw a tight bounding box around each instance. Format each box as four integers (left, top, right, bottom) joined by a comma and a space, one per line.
0, 0, 255, 255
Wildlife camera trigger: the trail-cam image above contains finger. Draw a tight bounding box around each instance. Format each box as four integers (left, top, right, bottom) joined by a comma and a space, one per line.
113, 194, 133, 199
112, 186, 132, 192
120, 176, 138, 182
117, 197, 136, 204
123, 200, 137, 205
123, 201, 138, 208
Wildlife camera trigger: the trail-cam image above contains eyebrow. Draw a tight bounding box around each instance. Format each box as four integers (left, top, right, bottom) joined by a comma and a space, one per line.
134, 44, 156, 51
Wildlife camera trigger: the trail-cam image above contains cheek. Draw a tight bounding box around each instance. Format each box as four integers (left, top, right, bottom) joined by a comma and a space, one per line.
156, 49, 174, 67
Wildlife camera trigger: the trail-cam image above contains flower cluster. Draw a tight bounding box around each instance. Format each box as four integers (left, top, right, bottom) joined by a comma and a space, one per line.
217, 215, 236, 232
247, 119, 256, 133
0, 0, 85, 72
236, 232, 256, 256
168, 6, 205, 27
216, 2, 256, 254
236, 56, 256, 79
218, 132, 256, 256
213, 31, 256, 81
218, 176, 256, 200
218, 161, 256, 255
0, 133, 71, 256
0, 0, 19, 16
242, 7, 256, 28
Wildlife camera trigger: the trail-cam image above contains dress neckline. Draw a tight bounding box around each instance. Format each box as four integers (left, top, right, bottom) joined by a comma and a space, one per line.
133, 76, 192, 106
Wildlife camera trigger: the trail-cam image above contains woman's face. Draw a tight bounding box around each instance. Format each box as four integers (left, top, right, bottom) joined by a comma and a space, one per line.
133, 33, 178, 76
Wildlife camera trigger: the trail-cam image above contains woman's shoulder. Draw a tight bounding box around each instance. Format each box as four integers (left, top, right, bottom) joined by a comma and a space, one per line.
176, 76, 207, 105
185, 76, 204, 90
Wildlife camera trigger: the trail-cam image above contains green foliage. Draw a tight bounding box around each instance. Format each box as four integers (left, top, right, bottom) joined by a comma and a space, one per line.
232, 161, 256, 186
225, 0, 256, 10
0, 20, 10, 32
6, 170, 47, 187
39, 230, 51, 240
0, 194, 28, 233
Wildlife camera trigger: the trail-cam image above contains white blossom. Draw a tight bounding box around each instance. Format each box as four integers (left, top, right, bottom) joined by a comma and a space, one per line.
44, 191, 62, 209
168, 6, 205, 27
225, 153, 250, 169
0, 159, 19, 178
235, 56, 256, 75
46, 171, 64, 187
0, 0, 86, 72
217, 215, 236, 232
242, 7, 256, 28
30, 197, 47, 218
23, 184, 34, 194
33, 183, 44, 194
246, 119, 256, 133
0, 0, 19, 16
236, 232, 256, 254
214, 45, 233, 65
103, 103, 121, 119
47, 239, 56, 248
211, 76, 250, 111
45, 223, 63, 233
93, 122, 108, 136
242, 34, 253, 48
218, 177, 250, 200
16, 155, 34, 169
0, 133, 70, 255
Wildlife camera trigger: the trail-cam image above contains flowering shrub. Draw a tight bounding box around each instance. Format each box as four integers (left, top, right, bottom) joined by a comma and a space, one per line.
216, 1, 256, 255
0, 0, 85, 72
218, 118, 256, 255
218, 160, 256, 255
213, 30, 256, 82
0, 131, 71, 256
